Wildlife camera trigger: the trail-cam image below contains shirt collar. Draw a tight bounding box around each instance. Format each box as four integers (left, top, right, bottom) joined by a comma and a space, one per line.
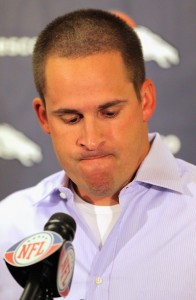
134, 133, 191, 195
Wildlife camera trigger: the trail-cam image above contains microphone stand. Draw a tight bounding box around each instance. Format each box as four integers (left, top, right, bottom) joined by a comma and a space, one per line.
20, 265, 54, 300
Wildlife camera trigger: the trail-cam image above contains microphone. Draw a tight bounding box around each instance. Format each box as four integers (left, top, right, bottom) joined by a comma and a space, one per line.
4, 212, 76, 299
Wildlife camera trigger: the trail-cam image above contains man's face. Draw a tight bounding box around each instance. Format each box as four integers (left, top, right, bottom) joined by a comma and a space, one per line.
33, 52, 156, 204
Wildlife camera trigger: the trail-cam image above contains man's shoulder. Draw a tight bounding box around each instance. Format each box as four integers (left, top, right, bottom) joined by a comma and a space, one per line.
0, 170, 65, 210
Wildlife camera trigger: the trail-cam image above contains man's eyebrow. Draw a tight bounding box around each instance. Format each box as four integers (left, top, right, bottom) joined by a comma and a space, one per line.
52, 100, 128, 115
52, 108, 80, 115
98, 99, 128, 110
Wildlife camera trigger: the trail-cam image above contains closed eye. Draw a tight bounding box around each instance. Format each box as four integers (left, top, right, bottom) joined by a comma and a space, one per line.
100, 109, 120, 118
61, 113, 83, 125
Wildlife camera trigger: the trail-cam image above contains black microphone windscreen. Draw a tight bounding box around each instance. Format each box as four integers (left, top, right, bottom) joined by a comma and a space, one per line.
44, 212, 76, 242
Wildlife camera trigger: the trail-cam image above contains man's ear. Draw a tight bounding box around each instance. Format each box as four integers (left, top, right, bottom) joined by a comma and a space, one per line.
140, 79, 156, 122
32, 98, 50, 134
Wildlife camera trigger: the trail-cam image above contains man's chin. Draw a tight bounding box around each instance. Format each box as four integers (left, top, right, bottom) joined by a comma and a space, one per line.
78, 177, 118, 198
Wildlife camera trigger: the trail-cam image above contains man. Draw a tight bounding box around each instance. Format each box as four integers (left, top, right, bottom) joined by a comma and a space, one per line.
0, 9, 196, 300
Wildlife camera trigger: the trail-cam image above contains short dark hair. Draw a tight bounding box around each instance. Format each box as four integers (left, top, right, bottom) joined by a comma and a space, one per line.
32, 9, 145, 102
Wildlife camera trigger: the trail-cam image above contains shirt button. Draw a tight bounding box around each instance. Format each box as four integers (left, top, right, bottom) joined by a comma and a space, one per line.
59, 192, 67, 199
95, 277, 103, 285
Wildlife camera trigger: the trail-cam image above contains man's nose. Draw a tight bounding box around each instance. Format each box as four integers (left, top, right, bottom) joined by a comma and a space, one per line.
76, 119, 105, 151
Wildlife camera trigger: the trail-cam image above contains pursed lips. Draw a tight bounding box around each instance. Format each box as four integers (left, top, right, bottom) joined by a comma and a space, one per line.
78, 153, 113, 161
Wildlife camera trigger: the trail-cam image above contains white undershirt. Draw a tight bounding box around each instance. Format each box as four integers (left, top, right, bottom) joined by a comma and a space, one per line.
71, 185, 120, 246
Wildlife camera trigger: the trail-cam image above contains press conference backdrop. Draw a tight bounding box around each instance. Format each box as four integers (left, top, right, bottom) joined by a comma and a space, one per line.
0, 0, 195, 199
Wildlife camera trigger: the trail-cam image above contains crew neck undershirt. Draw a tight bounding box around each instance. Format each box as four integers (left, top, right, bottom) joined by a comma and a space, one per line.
71, 184, 121, 246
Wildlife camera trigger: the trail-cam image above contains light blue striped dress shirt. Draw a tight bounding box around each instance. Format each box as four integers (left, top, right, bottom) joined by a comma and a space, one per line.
0, 133, 196, 300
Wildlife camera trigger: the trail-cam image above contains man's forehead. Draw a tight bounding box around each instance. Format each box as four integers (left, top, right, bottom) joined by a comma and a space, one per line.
44, 51, 131, 90
43, 51, 134, 104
